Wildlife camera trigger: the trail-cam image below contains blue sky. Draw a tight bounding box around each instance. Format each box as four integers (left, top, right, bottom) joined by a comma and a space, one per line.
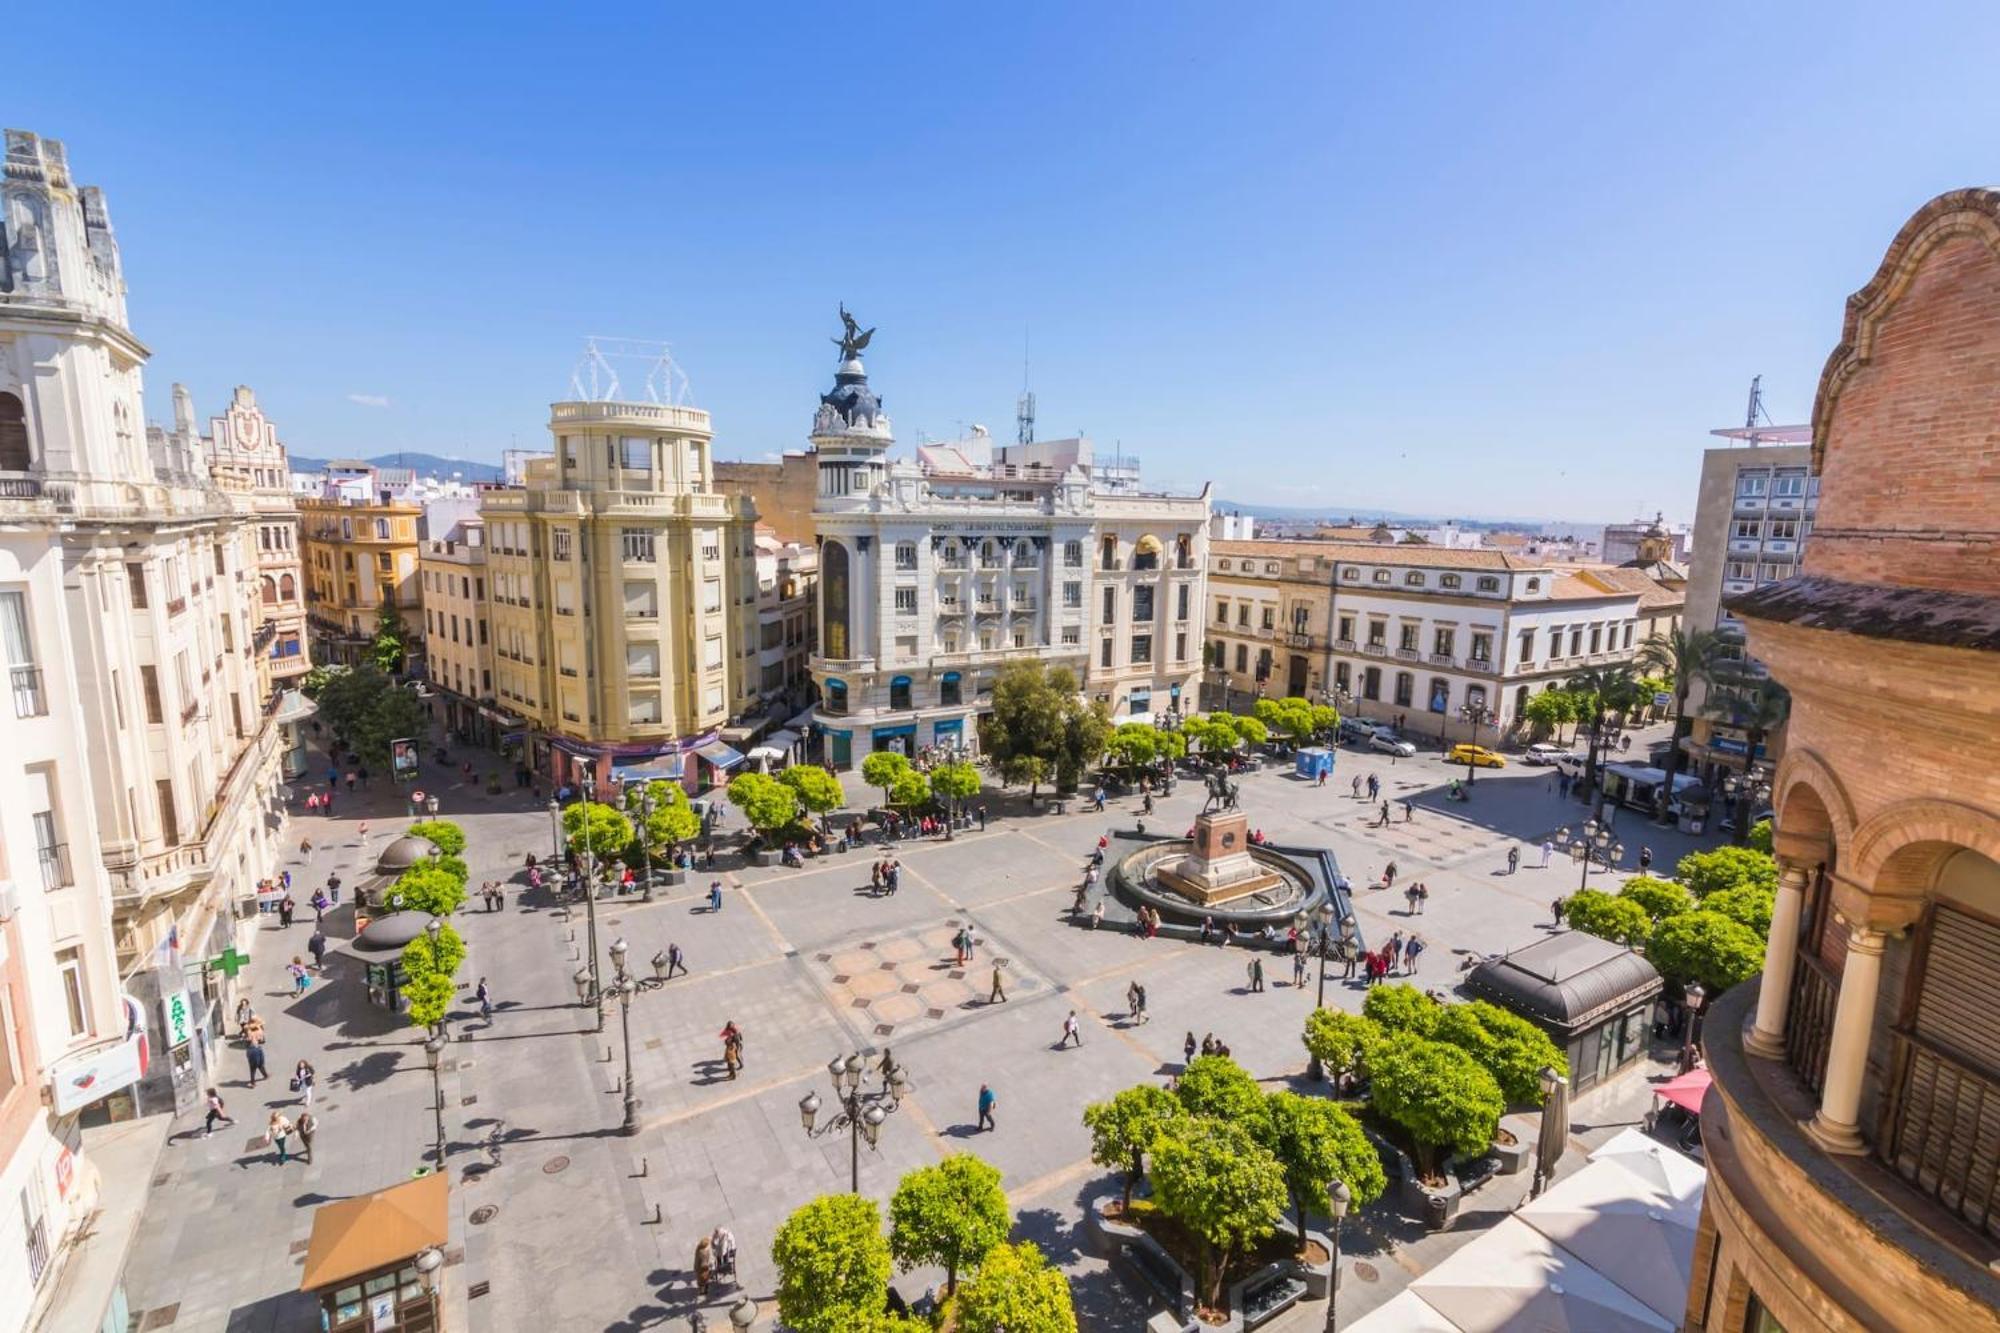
14, 4, 1999, 522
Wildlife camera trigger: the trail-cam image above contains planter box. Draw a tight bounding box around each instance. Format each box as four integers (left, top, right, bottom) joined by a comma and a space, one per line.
751, 850, 777, 867
1385, 1139, 1466, 1232
1492, 1116, 1535, 1175
1295, 1229, 1335, 1299
654, 869, 686, 888
1230, 1259, 1306, 1331
1086, 1195, 1148, 1256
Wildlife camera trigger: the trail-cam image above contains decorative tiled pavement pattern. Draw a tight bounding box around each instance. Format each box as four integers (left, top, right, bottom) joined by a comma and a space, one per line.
809, 920, 1045, 1041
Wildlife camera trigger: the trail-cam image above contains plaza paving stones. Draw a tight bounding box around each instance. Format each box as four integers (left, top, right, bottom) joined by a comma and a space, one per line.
121, 724, 1712, 1331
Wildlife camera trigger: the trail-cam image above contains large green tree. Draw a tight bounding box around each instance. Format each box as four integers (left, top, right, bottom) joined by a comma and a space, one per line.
561, 800, 635, 867
1429, 1001, 1567, 1107
1706, 883, 1776, 935
1361, 983, 1442, 1038
1563, 889, 1655, 946
928, 760, 983, 826
383, 862, 466, 918
624, 779, 701, 859
1647, 910, 1765, 992
725, 771, 801, 838
1252, 696, 1336, 744
1618, 875, 1694, 922
771, 1194, 894, 1333
400, 921, 465, 1032
1675, 845, 1779, 900
1263, 1092, 1386, 1244
1173, 1054, 1271, 1135
371, 599, 409, 674
1301, 1009, 1386, 1085
1082, 1085, 1185, 1209
888, 1154, 1010, 1295
1150, 1117, 1289, 1308
1635, 628, 1725, 808
952, 1240, 1078, 1333
780, 766, 847, 824
1368, 1038, 1505, 1175
405, 818, 467, 856
861, 751, 912, 809
984, 662, 1067, 800
1520, 689, 1573, 742
314, 664, 431, 767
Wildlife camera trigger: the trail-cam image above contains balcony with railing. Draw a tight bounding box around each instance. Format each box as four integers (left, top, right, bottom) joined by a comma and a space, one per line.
37, 841, 70, 890
1361, 641, 1388, 657
12, 665, 46, 717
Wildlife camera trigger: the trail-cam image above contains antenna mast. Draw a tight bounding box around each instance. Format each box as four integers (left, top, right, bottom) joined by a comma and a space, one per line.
1016, 328, 1035, 446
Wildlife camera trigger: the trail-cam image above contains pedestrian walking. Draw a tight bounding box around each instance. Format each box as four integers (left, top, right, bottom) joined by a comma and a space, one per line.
308, 928, 328, 971
976, 804, 987, 831
1552, 896, 1566, 927
665, 942, 687, 979
977, 1083, 997, 1132
1416, 883, 1430, 914
476, 976, 492, 1019
712, 1226, 738, 1285
1089, 902, 1104, 930
1340, 938, 1359, 979
989, 961, 1007, 1004
1350, 775, 1362, 798
292, 1059, 316, 1107
1184, 1031, 1198, 1065
269, 1111, 294, 1164
1540, 839, 1553, 869
235, 997, 254, 1037
247, 1038, 268, 1087
296, 1110, 317, 1164
1248, 956, 1265, 992
1126, 980, 1143, 1019
1383, 860, 1399, 888
1292, 948, 1308, 987
719, 1021, 743, 1079
1405, 935, 1426, 973
1558, 772, 1572, 799
278, 895, 295, 927
289, 957, 310, 996
708, 881, 723, 913
695, 1235, 715, 1299
1132, 982, 1149, 1024
1367, 773, 1380, 800
1507, 845, 1521, 874
203, 1087, 235, 1136
1639, 846, 1654, 871
1404, 883, 1420, 915
1059, 1010, 1082, 1048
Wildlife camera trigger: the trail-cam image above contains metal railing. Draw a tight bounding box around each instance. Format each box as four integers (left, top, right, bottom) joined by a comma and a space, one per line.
1878, 1028, 2000, 1238
37, 841, 71, 890
1785, 953, 1840, 1095
11, 665, 46, 717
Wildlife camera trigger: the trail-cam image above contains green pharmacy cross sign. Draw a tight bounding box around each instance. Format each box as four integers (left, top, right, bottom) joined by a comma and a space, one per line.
205, 946, 253, 980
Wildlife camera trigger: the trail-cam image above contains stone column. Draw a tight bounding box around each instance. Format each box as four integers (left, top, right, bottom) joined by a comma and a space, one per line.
1805, 925, 1886, 1156
1744, 862, 1812, 1058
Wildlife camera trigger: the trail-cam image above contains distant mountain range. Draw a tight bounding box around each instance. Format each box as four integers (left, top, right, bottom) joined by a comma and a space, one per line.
1216, 499, 1610, 536
288, 452, 507, 482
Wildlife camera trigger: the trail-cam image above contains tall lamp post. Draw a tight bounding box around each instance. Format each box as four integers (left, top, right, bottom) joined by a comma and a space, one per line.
799, 1052, 911, 1192
546, 796, 563, 863
1323, 1178, 1351, 1332
1457, 701, 1494, 783
556, 776, 605, 1027
423, 1032, 448, 1169
1682, 980, 1708, 1064
602, 937, 674, 1136
1298, 901, 1337, 1080
1554, 820, 1623, 894
1528, 1064, 1567, 1199
636, 787, 656, 901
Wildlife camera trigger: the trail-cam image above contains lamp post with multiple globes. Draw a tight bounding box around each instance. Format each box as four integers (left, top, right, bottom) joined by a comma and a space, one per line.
798, 1052, 911, 1192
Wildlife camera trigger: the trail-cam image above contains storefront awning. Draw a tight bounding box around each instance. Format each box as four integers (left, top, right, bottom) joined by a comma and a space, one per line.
695, 741, 746, 771
612, 753, 688, 782
271, 689, 318, 726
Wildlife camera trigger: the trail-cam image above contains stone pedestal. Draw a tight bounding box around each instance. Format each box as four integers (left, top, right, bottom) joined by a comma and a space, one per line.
1156, 810, 1284, 906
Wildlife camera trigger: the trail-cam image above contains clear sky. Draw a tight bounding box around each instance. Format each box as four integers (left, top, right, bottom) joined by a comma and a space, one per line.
13, 3, 1999, 523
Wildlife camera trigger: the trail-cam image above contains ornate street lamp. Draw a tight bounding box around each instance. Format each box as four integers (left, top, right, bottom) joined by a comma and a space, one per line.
423, 1033, 448, 1168
1324, 1179, 1352, 1332
1456, 700, 1495, 783
800, 1052, 911, 1191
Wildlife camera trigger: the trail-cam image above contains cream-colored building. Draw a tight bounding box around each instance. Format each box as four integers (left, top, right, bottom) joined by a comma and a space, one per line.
752, 530, 816, 711
0, 127, 295, 1329
198, 384, 309, 688
418, 517, 497, 745
482, 398, 759, 788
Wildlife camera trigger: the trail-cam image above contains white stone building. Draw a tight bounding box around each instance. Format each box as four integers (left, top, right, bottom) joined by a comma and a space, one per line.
808, 327, 1209, 768
1, 127, 296, 1330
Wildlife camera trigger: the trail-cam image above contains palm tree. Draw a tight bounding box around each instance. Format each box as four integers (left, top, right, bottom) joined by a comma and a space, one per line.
1564, 664, 1646, 814
1707, 672, 1790, 844
1635, 628, 1726, 821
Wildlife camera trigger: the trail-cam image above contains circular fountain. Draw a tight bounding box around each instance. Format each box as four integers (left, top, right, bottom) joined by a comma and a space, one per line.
1112, 808, 1330, 928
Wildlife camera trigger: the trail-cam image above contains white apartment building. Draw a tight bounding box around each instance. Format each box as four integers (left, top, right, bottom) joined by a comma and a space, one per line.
1, 127, 295, 1331
1208, 540, 1676, 743
809, 332, 1208, 768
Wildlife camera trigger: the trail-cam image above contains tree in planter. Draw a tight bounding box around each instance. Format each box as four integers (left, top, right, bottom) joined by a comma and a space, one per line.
1054, 684, 1114, 794
400, 921, 465, 1032
1675, 845, 1778, 900
771, 1193, 894, 1333
383, 862, 467, 917
1302, 1009, 1386, 1086
624, 780, 701, 864
1173, 1054, 1271, 1133
1647, 910, 1764, 992
861, 751, 912, 810
1253, 696, 1337, 746
1179, 713, 1242, 761
779, 766, 846, 830
1368, 1038, 1505, 1178
313, 665, 431, 767
561, 801, 635, 871
1519, 690, 1571, 742
1230, 714, 1270, 748
1082, 1084, 1185, 1210
953, 1240, 1078, 1333
1429, 1001, 1567, 1107
1150, 1116, 1288, 1309
984, 662, 1067, 800
1562, 889, 1654, 946
1361, 982, 1442, 1038
889, 766, 931, 811
725, 771, 801, 843
888, 1153, 1010, 1296
1104, 723, 1164, 779
1618, 875, 1693, 922
1263, 1092, 1386, 1246
928, 760, 982, 827
1705, 883, 1776, 935
406, 819, 467, 856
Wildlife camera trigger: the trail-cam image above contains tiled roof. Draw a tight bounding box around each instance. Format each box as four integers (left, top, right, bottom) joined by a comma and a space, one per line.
1212, 538, 1543, 571
1547, 567, 1685, 609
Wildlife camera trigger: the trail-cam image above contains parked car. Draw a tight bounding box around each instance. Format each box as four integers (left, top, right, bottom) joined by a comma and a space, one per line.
1553, 752, 1589, 778
1336, 717, 1373, 744
1446, 743, 1507, 769
1523, 743, 1572, 766
1369, 732, 1417, 758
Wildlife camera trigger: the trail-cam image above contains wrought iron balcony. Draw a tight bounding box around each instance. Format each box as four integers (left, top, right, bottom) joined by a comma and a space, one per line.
11, 665, 46, 718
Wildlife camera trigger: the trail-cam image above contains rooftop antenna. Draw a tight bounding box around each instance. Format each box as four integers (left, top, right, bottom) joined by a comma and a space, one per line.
1744, 374, 1773, 439
569, 337, 693, 406
1017, 327, 1035, 446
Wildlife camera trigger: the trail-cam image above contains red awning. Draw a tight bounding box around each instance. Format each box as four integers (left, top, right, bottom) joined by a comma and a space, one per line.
1654, 1069, 1712, 1115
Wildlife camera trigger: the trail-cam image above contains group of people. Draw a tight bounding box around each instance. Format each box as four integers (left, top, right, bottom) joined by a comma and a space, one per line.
1186, 1031, 1234, 1062
691, 1225, 739, 1299
869, 857, 903, 895
1357, 930, 1427, 982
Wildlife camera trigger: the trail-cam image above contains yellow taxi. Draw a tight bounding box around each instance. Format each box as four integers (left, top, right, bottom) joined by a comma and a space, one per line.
1446, 743, 1507, 769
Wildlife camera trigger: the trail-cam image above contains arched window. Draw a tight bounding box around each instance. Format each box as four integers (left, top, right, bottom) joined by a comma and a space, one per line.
940, 671, 961, 707
890, 675, 913, 711
821, 541, 850, 659
824, 679, 848, 716
0, 392, 30, 471
280, 573, 296, 601
1515, 685, 1530, 716
260, 576, 278, 605
1394, 671, 1414, 707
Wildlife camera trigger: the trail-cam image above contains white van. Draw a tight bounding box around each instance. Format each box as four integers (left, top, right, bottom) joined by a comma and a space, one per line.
1523, 743, 1569, 766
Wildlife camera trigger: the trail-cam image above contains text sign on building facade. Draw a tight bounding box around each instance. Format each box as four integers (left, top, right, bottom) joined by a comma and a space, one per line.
161, 989, 196, 1048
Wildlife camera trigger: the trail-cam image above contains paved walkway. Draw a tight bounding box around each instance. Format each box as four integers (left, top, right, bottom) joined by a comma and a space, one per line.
120, 727, 1719, 1331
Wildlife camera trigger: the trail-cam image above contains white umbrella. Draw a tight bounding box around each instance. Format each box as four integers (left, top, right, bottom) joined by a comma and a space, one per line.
1410, 1215, 1673, 1333
1518, 1155, 1703, 1322
1343, 1289, 1463, 1332
1587, 1127, 1707, 1203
